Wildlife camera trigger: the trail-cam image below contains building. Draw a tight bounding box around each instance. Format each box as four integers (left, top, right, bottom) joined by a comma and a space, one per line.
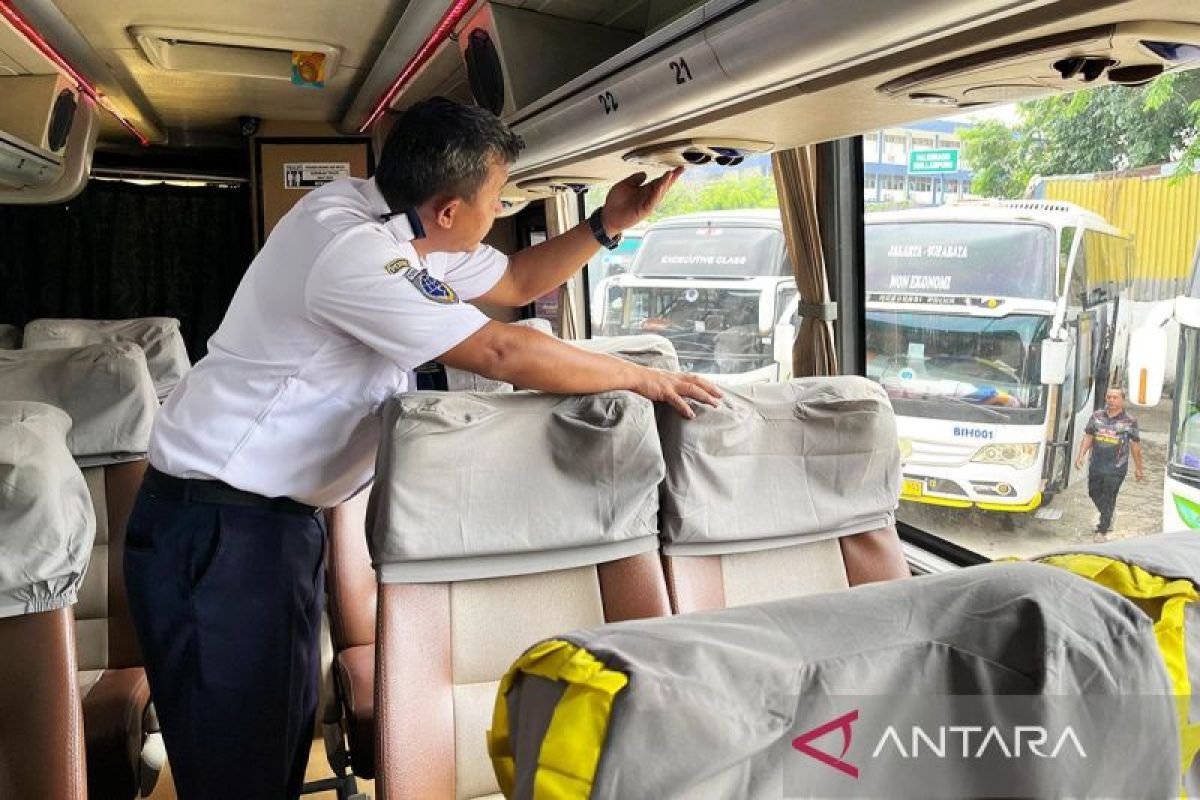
668, 118, 976, 206
863, 119, 975, 205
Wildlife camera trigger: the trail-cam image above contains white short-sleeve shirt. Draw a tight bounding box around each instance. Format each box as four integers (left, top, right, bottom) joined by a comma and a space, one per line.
149, 177, 507, 507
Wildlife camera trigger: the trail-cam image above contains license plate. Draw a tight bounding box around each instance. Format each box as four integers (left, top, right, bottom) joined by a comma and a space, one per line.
902, 478, 924, 498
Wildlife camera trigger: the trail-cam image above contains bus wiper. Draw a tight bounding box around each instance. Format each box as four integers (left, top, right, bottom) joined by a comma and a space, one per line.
941, 395, 1007, 421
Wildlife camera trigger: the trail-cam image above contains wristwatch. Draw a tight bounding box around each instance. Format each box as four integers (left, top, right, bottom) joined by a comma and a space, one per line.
588, 208, 623, 250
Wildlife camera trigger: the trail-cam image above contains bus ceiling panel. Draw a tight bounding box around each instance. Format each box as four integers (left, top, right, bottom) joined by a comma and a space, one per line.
878, 21, 1200, 107
340, 0, 709, 134
504, 0, 1196, 187
506, 0, 1058, 175
44, 0, 407, 144
7, 0, 163, 144
0, 7, 56, 73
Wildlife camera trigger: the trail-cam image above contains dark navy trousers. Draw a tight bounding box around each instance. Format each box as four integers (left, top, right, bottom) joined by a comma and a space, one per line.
124, 482, 326, 799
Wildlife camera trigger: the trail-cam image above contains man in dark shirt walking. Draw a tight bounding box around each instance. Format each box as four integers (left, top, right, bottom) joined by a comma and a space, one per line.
1076, 387, 1144, 541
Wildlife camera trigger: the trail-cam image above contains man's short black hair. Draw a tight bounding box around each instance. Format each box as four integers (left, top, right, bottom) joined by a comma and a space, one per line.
375, 97, 522, 211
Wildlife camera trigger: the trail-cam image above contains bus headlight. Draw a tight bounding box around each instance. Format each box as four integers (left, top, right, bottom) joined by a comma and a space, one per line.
897, 437, 913, 461
971, 443, 1039, 470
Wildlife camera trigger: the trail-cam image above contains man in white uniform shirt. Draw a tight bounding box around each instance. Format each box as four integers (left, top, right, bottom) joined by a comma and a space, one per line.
124, 97, 721, 799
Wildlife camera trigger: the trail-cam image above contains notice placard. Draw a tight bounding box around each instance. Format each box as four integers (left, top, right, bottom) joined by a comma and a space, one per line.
284, 162, 350, 189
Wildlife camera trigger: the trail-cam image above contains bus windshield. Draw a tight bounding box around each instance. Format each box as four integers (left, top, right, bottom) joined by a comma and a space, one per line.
632, 224, 784, 278
866, 310, 1051, 424
866, 222, 1056, 301
1172, 327, 1200, 471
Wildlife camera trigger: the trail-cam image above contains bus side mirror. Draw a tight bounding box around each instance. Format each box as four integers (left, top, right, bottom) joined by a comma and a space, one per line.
1127, 325, 1167, 407
1040, 338, 1071, 385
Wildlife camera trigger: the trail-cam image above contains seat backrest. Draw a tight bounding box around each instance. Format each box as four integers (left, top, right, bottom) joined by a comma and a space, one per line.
369, 390, 672, 800
23, 317, 190, 400
0, 323, 19, 349
657, 377, 902, 613
0, 343, 158, 671
0, 401, 95, 800
569, 333, 680, 371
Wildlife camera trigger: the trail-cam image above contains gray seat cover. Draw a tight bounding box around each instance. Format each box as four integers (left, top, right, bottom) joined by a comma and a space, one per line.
0, 401, 95, 617
500, 561, 1177, 799
368, 390, 664, 583
23, 317, 190, 400
0, 324, 19, 349
658, 376, 899, 555
570, 334, 679, 371
0, 343, 157, 465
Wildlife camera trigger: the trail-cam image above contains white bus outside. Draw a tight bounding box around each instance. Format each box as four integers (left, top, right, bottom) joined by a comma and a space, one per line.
594, 210, 796, 384
865, 202, 1134, 522
1128, 241, 1200, 530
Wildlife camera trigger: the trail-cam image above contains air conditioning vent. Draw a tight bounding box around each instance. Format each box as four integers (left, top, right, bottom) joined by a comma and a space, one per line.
131, 27, 341, 82
458, 4, 638, 120
0, 74, 78, 154
623, 139, 773, 169
879, 22, 1200, 108
516, 176, 603, 194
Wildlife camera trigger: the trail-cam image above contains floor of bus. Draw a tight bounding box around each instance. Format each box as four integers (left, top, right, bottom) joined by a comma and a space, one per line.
145, 738, 374, 799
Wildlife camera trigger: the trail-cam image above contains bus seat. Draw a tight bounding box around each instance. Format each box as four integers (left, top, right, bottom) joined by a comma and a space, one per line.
323, 487, 378, 779
0, 401, 94, 800
443, 328, 679, 393
369, 390, 671, 799
494, 562, 1176, 799
23, 317, 191, 400
570, 333, 680, 371
656, 377, 903, 614
0, 323, 19, 349
0, 343, 164, 799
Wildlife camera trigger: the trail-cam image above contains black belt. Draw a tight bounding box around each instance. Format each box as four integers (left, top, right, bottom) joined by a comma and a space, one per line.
144, 467, 322, 517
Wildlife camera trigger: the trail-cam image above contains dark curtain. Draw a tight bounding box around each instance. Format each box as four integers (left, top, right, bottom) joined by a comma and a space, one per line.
0, 179, 253, 359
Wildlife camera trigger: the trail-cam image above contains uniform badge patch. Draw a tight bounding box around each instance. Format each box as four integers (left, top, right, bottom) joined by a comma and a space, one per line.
385, 258, 460, 304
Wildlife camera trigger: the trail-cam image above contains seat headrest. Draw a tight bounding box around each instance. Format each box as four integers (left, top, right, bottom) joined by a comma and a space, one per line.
657, 376, 900, 556
571, 334, 680, 371
0, 324, 19, 349
0, 401, 95, 618
369, 390, 664, 583
23, 317, 190, 400
0, 343, 158, 465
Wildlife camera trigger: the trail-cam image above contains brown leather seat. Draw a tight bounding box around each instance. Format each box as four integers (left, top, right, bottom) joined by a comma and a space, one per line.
0, 343, 165, 799
324, 489, 378, 779
0, 401, 91, 800
370, 390, 672, 799
657, 378, 910, 615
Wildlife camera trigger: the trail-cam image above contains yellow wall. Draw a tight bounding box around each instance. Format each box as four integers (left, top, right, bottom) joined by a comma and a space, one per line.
1040, 172, 1200, 299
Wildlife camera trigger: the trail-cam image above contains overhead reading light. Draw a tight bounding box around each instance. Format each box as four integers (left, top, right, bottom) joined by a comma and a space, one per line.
359, 0, 475, 133
623, 139, 773, 169
516, 176, 603, 194
0, 0, 149, 145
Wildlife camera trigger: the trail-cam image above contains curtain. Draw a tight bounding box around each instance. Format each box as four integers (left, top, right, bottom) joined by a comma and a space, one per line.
771, 147, 838, 377
543, 190, 582, 339
0, 179, 253, 359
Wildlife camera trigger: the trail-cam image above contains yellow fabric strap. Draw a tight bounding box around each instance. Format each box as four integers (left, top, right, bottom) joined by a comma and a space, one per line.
1039, 554, 1200, 787
488, 638, 629, 800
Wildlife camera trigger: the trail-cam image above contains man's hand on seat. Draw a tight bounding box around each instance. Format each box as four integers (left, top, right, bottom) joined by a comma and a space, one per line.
630, 368, 722, 419
439, 322, 721, 418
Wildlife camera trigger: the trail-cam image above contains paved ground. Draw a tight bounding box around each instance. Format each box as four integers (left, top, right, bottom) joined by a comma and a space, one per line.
900, 400, 1173, 560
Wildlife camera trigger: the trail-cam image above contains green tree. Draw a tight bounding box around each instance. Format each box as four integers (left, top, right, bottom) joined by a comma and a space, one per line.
959, 119, 1031, 198
1018, 71, 1200, 176
959, 74, 1200, 193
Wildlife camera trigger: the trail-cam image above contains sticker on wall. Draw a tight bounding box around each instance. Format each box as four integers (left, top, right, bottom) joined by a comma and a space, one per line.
284, 162, 350, 189
292, 51, 327, 88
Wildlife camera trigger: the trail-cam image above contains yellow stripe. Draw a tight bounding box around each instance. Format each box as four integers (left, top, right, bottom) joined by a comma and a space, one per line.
1039, 554, 1200, 793
976, 492, 1043, 513
488, 639, 628, 799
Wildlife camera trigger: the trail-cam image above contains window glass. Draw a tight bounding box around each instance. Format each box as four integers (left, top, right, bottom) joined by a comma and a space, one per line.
876, 70, 1200, 556
583, 162, 791, 381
